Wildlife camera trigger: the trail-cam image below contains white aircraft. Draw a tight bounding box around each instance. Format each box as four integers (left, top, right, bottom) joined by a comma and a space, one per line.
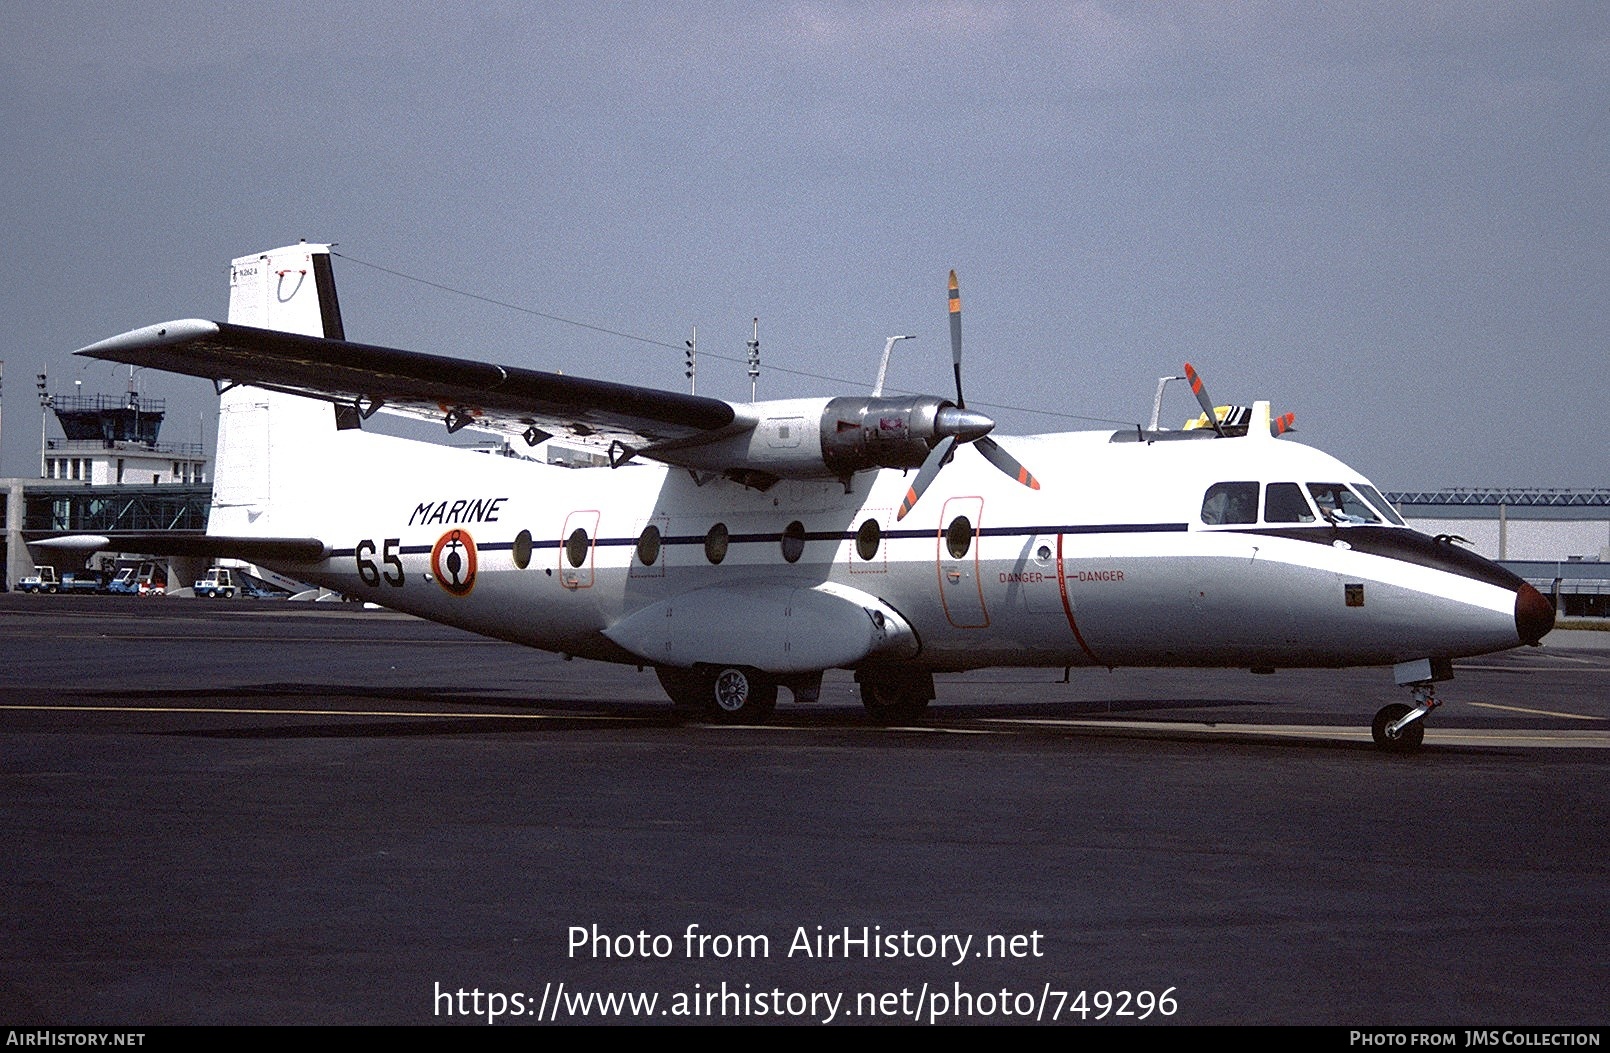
55, 242, 1554, 751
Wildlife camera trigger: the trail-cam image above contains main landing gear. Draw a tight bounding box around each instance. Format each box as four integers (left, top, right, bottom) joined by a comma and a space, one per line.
1373, 658, 1452, 753
656, 666, 778, 723
656, 666, 935, 725
855, 669, 934, 725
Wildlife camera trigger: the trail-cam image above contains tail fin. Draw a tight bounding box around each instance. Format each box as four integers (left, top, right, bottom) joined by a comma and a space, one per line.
210, 242, 345, 536
226, 242, 345, 338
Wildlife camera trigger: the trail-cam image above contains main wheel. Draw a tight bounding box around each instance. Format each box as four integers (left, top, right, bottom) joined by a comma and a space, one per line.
708, 667, 777, 723
655, 667, 705, 711
860, 680, 931, 725
1372, 703, 1425, 752
656, 666, 777, 723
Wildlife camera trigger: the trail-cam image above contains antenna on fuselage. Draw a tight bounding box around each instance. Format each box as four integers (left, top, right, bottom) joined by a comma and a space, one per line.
872, 334, 917, 396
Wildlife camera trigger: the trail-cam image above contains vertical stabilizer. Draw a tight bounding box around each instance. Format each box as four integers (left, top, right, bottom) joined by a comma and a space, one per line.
210, 242, 344, 537
226, 243, 344, 338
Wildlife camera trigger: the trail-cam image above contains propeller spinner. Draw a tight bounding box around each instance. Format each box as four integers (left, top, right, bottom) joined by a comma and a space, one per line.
896, 271, 1040, 520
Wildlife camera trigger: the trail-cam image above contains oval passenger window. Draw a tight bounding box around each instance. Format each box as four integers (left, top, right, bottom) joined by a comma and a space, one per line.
946, 516, 972, 559
565, 528, 590, 568
705, 523, 729, 565
855, 519, 881, 561
636, 525, 661, 566
781, 521, 806, 564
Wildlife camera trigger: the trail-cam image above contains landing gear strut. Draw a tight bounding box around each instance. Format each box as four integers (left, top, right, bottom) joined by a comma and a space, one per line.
1374, 658, 1452, 753
1372, 687, 1438, 752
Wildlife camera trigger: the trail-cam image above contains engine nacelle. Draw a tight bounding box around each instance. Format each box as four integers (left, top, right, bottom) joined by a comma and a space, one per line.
650, 395, 995, 486
819, 395, 953, 476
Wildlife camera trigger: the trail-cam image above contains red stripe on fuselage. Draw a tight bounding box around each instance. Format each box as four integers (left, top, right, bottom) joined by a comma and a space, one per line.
1055, 532, 1103, 666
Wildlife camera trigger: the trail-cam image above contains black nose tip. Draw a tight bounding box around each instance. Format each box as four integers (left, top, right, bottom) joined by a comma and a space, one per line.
1515, 583, 1555, 645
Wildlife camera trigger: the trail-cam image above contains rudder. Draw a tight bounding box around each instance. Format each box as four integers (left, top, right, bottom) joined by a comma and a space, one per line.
210, 242, 345, 536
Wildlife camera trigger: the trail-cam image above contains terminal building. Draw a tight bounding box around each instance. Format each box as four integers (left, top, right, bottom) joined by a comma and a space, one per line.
4, 389, 212, 591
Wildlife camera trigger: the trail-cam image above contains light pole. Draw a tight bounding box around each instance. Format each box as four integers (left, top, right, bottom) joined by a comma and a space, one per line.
36, 371, 52, 478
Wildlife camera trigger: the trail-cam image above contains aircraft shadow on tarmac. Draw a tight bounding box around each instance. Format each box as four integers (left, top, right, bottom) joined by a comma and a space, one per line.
68, 682, 1317, 743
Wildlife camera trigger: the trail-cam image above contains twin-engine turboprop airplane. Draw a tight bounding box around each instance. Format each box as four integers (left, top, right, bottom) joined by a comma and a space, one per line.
56, 242, 1554, 751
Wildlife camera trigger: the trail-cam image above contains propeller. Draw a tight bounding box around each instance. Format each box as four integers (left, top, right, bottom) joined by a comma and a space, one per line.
896, 271, 1040, 520
1183, 362, 1296, 438
1183, 362, 1225, 437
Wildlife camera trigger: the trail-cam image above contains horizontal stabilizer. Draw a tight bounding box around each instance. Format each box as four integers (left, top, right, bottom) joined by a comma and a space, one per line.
35, 533, 328, 563
604, 581, 919, 673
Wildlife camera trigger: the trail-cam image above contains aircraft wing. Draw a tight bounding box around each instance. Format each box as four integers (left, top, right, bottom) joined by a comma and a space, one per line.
33, 532, 328, 562
75, 319, 742, 454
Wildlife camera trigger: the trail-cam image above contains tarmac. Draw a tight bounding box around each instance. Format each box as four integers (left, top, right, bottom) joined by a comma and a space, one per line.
2, 595, 1605, 1025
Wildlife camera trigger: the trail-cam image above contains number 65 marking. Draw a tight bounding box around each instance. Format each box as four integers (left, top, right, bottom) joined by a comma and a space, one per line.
355, 538, 404, 587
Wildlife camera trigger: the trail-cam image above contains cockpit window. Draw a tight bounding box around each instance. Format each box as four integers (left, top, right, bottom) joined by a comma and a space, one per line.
1354, 483, 1406, 526
1306, 483, 1380, 524
1264, 482, 1316, 523
1201, 481, 1258, 525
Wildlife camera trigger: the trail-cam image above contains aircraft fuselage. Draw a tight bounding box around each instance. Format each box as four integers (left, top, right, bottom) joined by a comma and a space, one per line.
263, 422, 1539, 677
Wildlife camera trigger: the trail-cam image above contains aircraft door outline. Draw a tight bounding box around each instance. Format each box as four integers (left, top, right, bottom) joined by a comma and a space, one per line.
938, 495, 987, 628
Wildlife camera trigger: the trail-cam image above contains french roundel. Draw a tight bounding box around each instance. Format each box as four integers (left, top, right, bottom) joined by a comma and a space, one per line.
431, 529, 478, 597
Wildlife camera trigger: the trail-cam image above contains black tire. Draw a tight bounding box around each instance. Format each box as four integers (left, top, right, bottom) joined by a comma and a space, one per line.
655, 667, 705, 711
656, 666, 778, 723
708, 667, 778, 723
860, 680, 931, 725
1372, 703, 1425, 752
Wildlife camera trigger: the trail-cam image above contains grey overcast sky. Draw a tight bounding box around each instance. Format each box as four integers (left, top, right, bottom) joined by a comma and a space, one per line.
3, 2, 1606, 489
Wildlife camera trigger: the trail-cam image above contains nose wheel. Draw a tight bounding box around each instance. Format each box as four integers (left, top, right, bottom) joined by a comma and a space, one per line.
1372, 684, 1438, 752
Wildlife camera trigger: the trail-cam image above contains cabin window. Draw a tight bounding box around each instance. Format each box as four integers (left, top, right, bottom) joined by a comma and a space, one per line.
945, 516, 973, 559
780, 521, 806, 564
1264, 482, 1315, 524
564, 528, 590, 568
704, 522, 729, 565
1307, 483, 1379, 524
1354, 483, 1406, 526
1200, 482, 1258, 525
855, 519, 881, 561
513, 529, 533, 569
636, 525, 661, 566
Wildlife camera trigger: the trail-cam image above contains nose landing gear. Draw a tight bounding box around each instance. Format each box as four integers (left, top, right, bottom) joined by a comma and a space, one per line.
1375, 658, 1453, 752
1372, 685, 1440, 752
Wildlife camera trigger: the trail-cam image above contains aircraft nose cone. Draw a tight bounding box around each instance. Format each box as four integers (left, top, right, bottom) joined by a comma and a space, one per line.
1515, 582, 1555, 645
934, 406, 995, 444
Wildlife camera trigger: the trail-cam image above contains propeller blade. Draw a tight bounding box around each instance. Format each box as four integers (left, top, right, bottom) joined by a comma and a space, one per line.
1271, 411, 1296, 437
975, 436, 1041, 490
897, 435, 956, 521
948, 270, 964, 407
1183, 362, 1224, 437
900, 268, 1041, 516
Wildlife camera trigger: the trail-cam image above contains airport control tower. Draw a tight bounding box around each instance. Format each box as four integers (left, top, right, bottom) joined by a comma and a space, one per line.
43, 390, 206, 485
